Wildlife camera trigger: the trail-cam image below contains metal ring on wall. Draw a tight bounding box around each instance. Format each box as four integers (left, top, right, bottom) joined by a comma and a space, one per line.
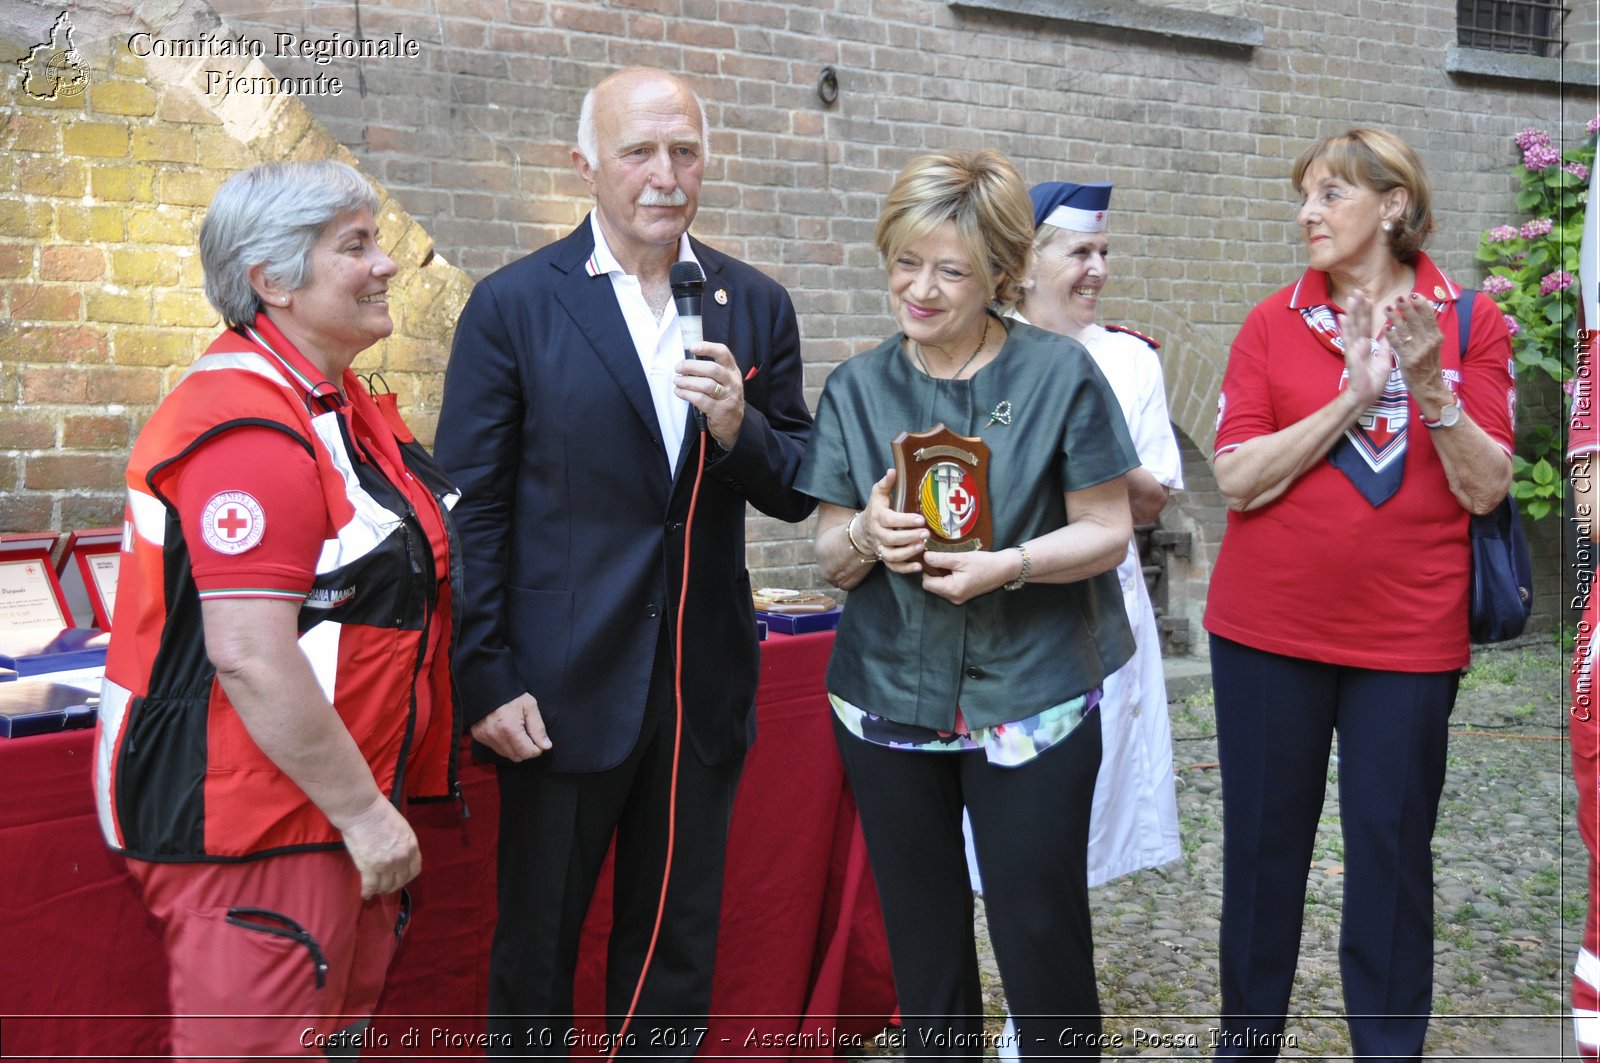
816, 66, 839, 106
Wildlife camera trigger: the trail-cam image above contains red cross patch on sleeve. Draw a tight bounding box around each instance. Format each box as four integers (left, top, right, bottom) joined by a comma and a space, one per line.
200, 491, 266, 555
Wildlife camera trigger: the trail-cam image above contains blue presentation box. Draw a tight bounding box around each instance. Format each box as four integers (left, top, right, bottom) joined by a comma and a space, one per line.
754, 608, 843, 635
0, 627, 109, 677
0, 681, 98, 738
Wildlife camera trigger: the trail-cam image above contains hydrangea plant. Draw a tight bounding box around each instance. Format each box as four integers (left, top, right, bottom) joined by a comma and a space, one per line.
1474, 116, 1597, 520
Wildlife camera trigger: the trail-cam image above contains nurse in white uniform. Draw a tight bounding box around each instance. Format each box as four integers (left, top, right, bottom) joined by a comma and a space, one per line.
966, 181, 1183, 900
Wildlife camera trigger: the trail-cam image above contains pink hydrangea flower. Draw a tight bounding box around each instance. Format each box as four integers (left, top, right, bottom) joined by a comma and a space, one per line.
1523, 143, 1562, 170
1488, 225, 1520, 243
1588, 113, 1600, 135
1482, 275, 1515, 295
1515, 127, 1552, 151
1539, 270, 1574, 296
1520, 218, 1554, 239
1566, 162, 1591, 181
1503, 314, 1520, 336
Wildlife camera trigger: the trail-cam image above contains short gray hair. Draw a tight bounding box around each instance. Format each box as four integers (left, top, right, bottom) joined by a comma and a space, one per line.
576, 74, 711, 169
200, 160, 380, 327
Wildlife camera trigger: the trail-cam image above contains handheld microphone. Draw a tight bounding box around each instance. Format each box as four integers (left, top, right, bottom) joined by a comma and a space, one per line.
670, 261, 708, 433
669, 261, 705, 356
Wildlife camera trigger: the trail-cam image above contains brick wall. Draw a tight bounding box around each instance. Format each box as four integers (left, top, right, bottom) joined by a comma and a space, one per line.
5, 0, 1594, 637
0, 0, 471, 537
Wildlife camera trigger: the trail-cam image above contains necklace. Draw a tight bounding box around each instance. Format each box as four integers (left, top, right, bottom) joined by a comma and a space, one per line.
910, 316, 990, 380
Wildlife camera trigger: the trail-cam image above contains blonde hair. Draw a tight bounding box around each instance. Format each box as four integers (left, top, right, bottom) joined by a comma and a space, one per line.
1292, 128, 1434, 264
874, 150, 1035, 308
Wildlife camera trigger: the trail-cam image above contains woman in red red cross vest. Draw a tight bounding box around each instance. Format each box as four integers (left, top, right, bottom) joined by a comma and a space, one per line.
1570, 337, 1599, 1059
94, 160, 461, 1059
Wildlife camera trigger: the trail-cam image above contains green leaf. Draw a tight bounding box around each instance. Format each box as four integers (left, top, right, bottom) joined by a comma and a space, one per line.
1531, 458, 1557, 485
1528, 499, 1552, 520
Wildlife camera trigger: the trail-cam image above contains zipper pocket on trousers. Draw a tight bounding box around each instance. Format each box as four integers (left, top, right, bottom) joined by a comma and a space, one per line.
225, 907, 329, 989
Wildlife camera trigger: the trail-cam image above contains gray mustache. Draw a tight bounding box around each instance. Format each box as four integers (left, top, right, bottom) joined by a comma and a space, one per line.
637, 188, 688, 207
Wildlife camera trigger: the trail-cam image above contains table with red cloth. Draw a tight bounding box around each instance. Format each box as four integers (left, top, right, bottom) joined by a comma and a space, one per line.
0, 630, 897, 1061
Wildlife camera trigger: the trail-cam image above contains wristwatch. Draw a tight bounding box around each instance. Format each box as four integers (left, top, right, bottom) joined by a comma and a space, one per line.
1420, 402, 1461, 430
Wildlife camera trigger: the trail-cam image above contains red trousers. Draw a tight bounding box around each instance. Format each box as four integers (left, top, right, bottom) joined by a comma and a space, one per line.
1575, 606, 1599, 1061
129, 848, 404, 1061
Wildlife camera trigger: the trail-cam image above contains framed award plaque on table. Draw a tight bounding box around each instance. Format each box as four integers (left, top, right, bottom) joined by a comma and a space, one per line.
56, 528, 121, 630
0, 532, 108, 677
0, 533, 69, 633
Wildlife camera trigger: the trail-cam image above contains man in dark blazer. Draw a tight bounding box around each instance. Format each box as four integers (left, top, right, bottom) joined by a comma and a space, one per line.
434, 68, 814, 1056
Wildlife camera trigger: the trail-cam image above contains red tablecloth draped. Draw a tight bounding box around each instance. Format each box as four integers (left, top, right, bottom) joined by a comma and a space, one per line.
0, 631, 895, 1062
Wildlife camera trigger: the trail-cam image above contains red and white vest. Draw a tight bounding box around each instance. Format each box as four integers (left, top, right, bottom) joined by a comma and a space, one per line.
94, 322, 461, 861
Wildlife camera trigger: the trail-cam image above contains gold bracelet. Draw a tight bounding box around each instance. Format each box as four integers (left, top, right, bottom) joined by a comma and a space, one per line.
844, 511, 877, 563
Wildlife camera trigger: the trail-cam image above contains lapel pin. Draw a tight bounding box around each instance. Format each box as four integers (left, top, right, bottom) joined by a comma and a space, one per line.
1433, 285, 1446, 300
714, 288, 728, 306
986, 400, 1013, 427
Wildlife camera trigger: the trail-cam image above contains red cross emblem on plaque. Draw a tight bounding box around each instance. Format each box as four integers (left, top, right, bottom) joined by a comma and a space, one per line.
200, 491, 265, 555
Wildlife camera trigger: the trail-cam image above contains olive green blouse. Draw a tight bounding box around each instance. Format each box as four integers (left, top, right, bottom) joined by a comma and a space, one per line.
796, 318, 1139, 732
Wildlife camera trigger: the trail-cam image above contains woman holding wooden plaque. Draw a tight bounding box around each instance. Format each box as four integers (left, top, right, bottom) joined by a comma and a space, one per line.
796, 149, 1138, 1058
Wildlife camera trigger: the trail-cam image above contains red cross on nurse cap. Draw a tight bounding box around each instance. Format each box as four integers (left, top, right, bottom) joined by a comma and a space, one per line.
1029, 181, 1112, 233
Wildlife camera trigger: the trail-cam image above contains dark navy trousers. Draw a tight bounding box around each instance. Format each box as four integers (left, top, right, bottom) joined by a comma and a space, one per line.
1210, 635, 1460, 1063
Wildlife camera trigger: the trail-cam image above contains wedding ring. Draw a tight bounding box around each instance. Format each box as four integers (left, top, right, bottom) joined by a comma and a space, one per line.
713, 383, 726, 399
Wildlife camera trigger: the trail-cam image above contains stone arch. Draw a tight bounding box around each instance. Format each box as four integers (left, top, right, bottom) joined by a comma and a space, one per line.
1144, 300, 1228, 460
1145, 422, 1221, 662
0, 0, 472, 531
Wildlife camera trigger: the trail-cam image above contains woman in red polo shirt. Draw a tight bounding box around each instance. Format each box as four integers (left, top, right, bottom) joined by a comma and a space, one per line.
1205, 129, 1514, 1060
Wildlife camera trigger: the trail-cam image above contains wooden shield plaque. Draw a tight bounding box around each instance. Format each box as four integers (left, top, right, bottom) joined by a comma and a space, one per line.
891, 423, 993, 553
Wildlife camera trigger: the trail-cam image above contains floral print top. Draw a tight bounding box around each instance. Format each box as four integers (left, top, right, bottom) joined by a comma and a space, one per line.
830, 688, 1099, 767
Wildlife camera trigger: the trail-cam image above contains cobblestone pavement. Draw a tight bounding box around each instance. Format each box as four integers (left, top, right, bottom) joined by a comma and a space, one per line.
859, 640, 1582, 1060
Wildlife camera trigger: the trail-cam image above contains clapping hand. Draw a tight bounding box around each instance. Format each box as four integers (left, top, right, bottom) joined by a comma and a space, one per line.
1337, 289, 1393, 415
